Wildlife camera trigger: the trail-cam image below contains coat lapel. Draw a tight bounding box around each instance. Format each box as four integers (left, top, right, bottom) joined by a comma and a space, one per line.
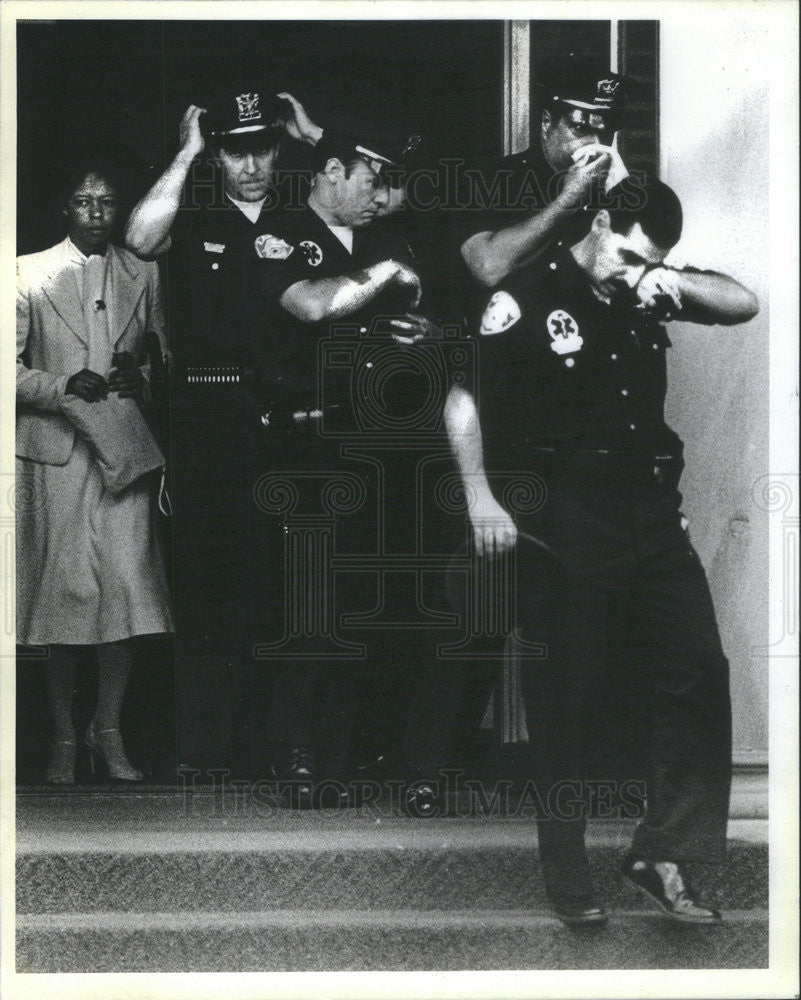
106, 245, 145, 348
40, 239, 89, 346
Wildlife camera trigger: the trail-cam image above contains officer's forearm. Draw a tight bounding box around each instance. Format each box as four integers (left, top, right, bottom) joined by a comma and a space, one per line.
124, 150, 195, 257
461, 199, 574, 288
674, 269, 759, 326
444, 386, 495, 504
278, 261, 404, 323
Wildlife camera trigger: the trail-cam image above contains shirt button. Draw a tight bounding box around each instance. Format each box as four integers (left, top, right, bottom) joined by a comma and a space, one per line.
565, 358, 575, 368
211, 262, 220, 270
549, 262, 557, 270
621, 389, 629, 396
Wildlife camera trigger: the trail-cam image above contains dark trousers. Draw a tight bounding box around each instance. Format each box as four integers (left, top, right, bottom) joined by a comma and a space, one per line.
257, 429, 375, 778
516, 460, 731, 900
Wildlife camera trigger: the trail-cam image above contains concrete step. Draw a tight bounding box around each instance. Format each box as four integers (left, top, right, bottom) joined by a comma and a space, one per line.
16, 908, 768, 972
15, 792, 769, 973
16, 831, 767, 915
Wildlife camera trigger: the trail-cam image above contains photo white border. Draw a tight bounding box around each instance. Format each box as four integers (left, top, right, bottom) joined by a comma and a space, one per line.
1, 2, 798, 998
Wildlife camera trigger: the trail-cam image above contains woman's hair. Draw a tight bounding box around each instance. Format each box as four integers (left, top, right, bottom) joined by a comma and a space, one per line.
58, 150, 130, 208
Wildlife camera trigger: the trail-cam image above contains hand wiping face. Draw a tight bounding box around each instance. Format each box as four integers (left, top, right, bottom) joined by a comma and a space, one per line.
572, 143, 629, 192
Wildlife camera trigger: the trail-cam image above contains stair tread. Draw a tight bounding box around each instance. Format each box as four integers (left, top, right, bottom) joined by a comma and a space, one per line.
18, 907, 769, 930
16, 812, 769, 855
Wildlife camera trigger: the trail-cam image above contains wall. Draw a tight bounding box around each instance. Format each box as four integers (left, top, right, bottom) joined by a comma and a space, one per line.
660, 17, 769, 764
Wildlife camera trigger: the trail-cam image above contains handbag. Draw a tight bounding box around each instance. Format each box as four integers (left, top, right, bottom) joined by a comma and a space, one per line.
59, 393, 165, 494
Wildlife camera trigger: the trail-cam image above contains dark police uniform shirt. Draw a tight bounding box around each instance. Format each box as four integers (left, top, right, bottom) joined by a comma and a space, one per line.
474, 240, 683, 476
168, 191, 277, 370
452, 142, 601, 323
249, 204, 419, 414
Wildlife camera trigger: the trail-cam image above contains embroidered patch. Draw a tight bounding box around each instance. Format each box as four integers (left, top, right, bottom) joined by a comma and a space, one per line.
547, 309, 584, 355
479, 291, 521, 336
204, 242, 225, 254
299, 241, 323, 267
254, 234, 294, 260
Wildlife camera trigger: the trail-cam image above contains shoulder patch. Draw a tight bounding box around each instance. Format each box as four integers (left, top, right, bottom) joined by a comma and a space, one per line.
254, 234, 294, 260
480, 290, 521, 336
299, 240, 323, 267
547, 309, 583, 355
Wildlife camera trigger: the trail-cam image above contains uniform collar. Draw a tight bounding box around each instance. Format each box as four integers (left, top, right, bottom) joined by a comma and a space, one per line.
226, 192, 268, 224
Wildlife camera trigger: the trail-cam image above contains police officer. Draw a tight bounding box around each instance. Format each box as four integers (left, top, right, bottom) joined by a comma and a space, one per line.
444, 176, 758, 924
456, 58, 628, 294
248, 123, 436, 805
124, 86, 321, 774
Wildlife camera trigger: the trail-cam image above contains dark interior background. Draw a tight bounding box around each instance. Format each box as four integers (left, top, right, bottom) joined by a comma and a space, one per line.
16, 18, 657, 786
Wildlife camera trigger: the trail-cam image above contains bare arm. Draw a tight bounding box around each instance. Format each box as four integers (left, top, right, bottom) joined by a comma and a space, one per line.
278, 260, 421, 323
461, 151, 612, 288
637, 266, 759, 326
444, 385, 517, 557
124, 105, 206, 257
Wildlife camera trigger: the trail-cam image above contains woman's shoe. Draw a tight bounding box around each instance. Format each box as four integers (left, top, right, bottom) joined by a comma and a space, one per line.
85, 723, 143, 782
45, 740, 76, 784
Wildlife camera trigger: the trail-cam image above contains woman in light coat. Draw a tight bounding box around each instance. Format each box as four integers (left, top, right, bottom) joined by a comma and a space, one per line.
16, 154, 173, 783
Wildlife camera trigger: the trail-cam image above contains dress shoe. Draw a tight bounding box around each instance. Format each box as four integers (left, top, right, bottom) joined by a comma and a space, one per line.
551, 896, 608, 927
621, 858, 722, 924
402, 773, 442, 818
271, 744, 315, 809
85, 723, 142, 782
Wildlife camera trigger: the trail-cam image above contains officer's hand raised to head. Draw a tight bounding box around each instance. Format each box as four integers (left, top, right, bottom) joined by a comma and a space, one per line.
277, 92, 323, 145
468, 494, 518, 558
392, 261, 423, 309
65, 369, 108, 403
557, 147, 612, 209
178, 105, 206, 160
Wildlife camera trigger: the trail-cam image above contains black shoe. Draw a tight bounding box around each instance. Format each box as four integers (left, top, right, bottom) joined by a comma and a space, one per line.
551, 896, 608, 927
402, 774, 442, 818
271, 745, 314, 809
621, 858, 722, 924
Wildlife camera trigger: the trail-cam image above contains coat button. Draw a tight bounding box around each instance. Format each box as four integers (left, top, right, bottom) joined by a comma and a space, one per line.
365, 362, 374, 369
565, 358, 575, 368
359, 327, 367, 334
630, 423, 637, 430
549, 262, 557, 270
211, 262, 220, 270
621, 389, 629, 396
610, 353, 618, 361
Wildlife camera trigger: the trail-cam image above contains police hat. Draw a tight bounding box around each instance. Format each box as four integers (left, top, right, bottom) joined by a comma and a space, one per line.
537, 59, 626, 124
322, 115, 423, 169
205, 86, 287, 145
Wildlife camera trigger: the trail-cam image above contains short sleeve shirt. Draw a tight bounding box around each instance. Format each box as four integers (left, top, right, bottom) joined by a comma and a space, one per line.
167, 192, 278, 367
473, 241, 683, 472
248, 204, 420, 409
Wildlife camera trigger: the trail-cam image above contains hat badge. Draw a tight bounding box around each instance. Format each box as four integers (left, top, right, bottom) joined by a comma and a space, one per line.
235, 92, 262, 123
595, 78, 620, 104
